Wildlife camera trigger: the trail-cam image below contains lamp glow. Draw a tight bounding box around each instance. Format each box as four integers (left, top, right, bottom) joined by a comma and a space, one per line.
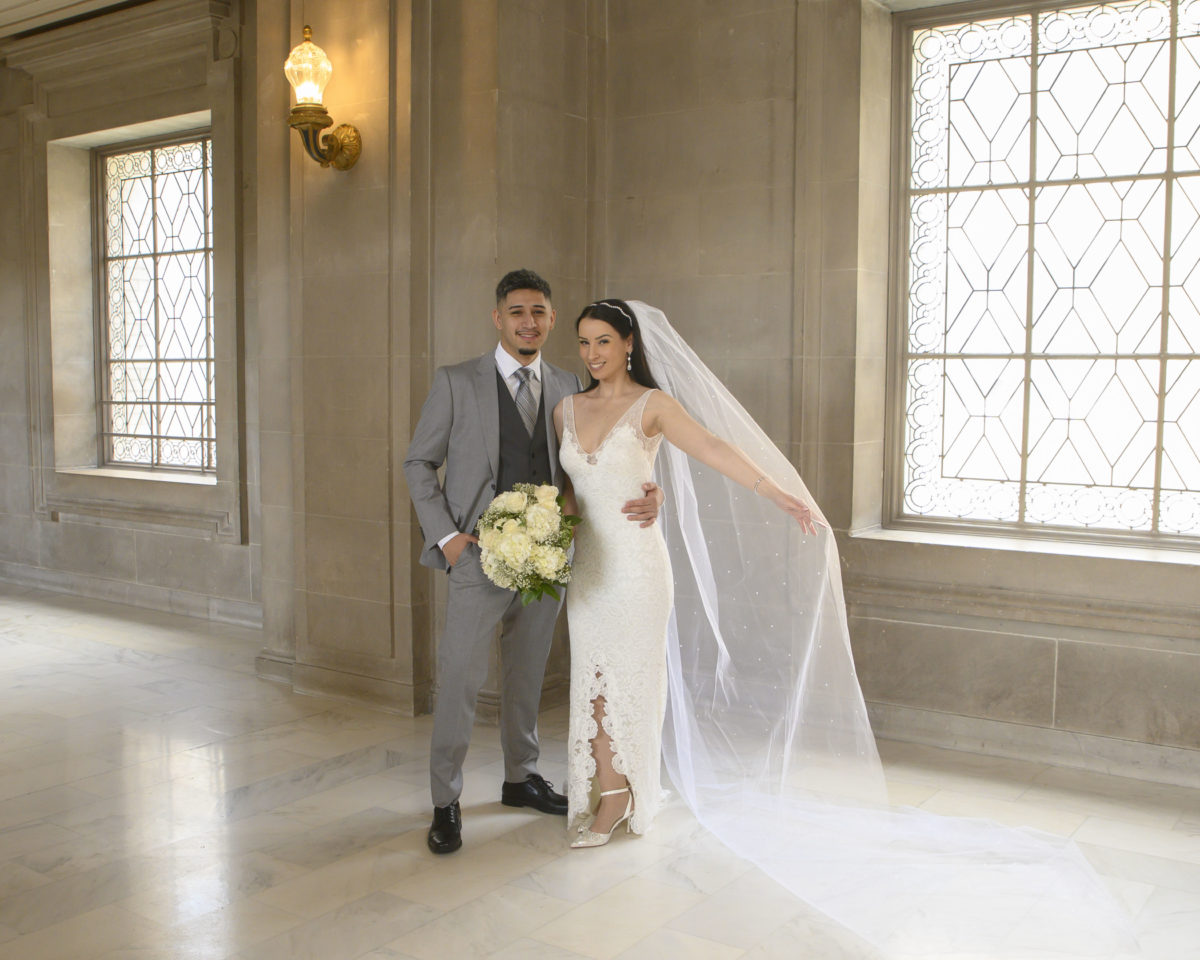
284, 26, 332, 106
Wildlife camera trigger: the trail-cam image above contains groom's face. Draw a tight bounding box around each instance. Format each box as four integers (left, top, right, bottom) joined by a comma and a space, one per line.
493, 289, 556, 362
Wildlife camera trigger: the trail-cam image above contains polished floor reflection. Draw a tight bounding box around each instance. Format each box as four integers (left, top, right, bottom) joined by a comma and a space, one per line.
0, 582, 1198, 959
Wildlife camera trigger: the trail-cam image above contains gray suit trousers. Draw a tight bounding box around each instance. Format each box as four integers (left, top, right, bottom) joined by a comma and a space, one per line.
429, 542, 564, 808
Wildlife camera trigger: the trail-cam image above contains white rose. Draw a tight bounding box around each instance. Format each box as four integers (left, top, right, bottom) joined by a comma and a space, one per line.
535, 484, 558, 503
478, 526, 500, 550
500, 490, 528, 513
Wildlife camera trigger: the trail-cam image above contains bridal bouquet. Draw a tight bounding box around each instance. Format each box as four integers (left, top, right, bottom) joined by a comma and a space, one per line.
476, 483, 581, 605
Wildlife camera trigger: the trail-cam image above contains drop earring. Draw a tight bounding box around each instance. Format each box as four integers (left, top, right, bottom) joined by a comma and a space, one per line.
626, 353, 632, 372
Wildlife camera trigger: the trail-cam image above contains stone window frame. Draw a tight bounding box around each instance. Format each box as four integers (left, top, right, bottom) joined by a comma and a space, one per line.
885, 0, 1200, 552
5, 0, 245, 543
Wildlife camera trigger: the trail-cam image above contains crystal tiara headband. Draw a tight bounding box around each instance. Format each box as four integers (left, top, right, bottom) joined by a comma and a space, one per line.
591, 300, 635, 326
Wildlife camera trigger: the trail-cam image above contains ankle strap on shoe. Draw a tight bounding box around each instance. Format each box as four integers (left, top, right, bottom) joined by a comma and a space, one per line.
598, 787, 629, 797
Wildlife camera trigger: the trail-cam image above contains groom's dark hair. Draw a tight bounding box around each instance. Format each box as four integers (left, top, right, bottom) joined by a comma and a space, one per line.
495, 269, 552, 304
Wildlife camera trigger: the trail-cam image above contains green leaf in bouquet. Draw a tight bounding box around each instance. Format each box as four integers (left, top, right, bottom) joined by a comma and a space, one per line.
521, 583, 560, 606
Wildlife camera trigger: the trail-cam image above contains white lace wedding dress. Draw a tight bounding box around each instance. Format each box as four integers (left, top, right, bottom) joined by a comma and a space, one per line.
560, 389, 671, 834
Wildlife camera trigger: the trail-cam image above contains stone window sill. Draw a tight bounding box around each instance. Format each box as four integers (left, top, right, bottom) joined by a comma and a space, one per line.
851, 525, 1200, 567
57, 466, 218, 486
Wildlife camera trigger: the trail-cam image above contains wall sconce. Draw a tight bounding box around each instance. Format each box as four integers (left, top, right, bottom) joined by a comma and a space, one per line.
284, 25, 361, 171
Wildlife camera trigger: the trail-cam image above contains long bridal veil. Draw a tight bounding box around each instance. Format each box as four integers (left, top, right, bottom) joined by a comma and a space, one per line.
632, 301, 1140, 959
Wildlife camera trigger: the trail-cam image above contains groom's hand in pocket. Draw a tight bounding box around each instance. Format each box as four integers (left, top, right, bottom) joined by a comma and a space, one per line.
443, 533, 479, 566
622, 482, 664, 528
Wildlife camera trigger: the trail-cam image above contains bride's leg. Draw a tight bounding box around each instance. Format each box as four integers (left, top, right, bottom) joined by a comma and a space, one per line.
589, 692, 633, 833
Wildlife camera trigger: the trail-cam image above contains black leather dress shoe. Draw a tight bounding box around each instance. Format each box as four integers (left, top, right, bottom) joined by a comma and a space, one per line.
501, 774, 568, 815
427, 800, 462, 854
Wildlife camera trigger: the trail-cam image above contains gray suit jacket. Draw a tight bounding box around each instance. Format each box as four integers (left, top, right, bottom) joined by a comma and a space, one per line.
403, 351, 582, 571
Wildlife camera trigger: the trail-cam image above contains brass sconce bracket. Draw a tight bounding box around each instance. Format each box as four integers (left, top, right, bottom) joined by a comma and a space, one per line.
287, 104, 361, 171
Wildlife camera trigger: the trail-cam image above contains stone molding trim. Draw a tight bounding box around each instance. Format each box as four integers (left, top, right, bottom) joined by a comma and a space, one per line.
0, 0, 233, 88
846, 575, 1200, 645
44, 492, 235, 537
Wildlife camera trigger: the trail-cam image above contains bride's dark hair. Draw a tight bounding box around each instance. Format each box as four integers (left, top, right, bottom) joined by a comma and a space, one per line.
575, 298, 660, 392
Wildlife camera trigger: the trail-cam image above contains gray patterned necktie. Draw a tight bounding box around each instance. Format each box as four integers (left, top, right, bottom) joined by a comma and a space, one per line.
514, 366, 537, 436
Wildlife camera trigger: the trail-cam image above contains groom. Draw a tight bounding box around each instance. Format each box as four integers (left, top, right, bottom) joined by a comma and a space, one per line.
403, 269, 661, 854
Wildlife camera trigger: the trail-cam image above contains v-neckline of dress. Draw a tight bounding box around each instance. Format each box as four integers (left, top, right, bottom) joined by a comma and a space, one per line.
570, 390, 654, 461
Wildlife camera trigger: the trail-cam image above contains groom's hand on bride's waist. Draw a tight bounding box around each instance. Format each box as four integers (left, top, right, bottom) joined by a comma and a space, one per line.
621, 482, 664, 528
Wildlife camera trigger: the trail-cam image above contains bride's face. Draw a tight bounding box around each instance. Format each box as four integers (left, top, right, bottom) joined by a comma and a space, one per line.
577, 318, 632, 383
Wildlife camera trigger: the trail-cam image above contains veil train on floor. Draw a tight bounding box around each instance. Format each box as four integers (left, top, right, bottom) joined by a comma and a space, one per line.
633, 301, 1140, 959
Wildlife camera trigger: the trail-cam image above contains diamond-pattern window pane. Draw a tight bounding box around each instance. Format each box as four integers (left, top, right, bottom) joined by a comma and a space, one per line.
1026, 358, 1160, 486
1169, 175, 1200, 351
946, 188, 1030, 353
912, 16, 1033, 190
1036, 39, 1169, 180
902, 0, 1200, 540
105, 150, 151, 258
1161, 359, 1200, 488
1172, 37, 1200, 169
100, 137, 215, 472
1032, 180, 1165, 354
903, 357, 1023, 521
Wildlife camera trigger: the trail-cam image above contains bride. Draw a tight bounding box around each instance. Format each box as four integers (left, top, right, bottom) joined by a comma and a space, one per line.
554, 298, 818, 845
554, 299, 1140, 959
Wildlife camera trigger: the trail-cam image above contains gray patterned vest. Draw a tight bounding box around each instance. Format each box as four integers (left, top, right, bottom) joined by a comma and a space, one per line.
495, 369, 551, 494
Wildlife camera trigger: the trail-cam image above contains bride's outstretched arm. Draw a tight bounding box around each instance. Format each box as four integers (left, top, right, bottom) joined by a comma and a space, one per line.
648, 392, 820, 535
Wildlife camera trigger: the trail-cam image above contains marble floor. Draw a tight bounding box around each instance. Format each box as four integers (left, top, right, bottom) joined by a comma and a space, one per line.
0, 582, 1198, 960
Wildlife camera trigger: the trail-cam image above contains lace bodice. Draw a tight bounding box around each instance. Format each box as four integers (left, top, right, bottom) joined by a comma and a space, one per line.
561, 390, 662, 500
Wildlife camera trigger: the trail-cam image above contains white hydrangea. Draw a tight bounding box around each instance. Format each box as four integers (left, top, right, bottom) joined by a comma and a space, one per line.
482, 552, 516, 589
497, 529, 533, 567
523, 503, 558, 542
531, 544, 567, 581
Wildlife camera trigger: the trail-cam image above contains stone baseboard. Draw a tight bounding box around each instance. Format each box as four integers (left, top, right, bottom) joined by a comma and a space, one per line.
255, 651, 295, 684
0, 559, 262, 628
869, 701, 1200, 789
290, 661, 431, 717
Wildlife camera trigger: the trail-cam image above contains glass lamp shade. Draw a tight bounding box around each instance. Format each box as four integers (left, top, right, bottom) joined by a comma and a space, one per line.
284, 26, 332, 106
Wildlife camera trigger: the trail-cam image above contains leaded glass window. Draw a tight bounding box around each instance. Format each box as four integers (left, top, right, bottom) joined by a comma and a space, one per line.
99, 136, 215, 471
900, 0, 1200, 539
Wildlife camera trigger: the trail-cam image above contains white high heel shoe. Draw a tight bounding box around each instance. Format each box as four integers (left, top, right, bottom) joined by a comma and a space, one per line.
570, 787, 633, 848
